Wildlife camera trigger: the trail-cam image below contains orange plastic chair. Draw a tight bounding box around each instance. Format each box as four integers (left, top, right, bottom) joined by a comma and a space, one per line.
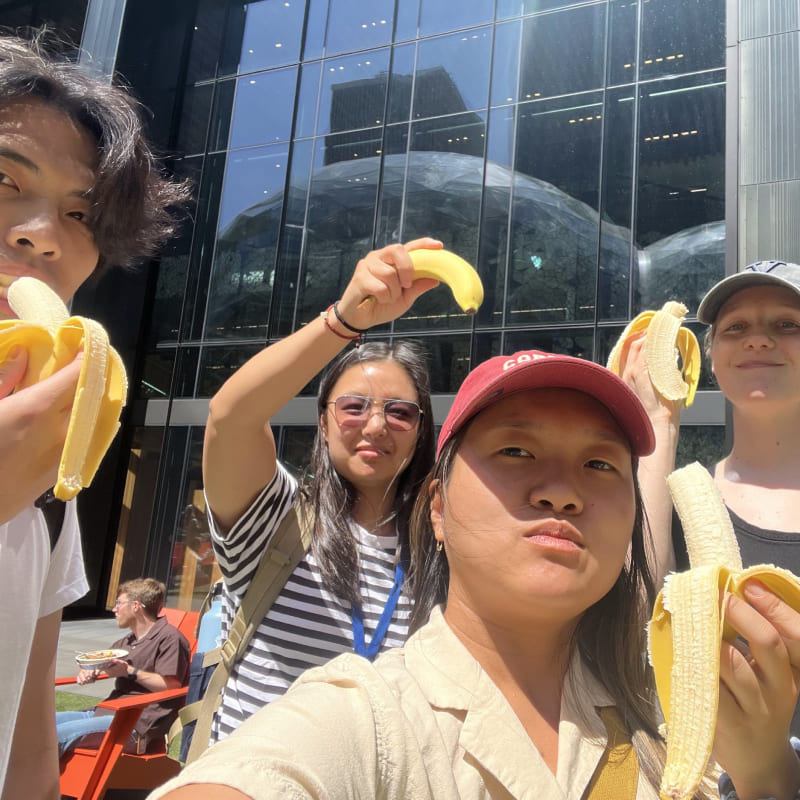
56, 607, 199, 800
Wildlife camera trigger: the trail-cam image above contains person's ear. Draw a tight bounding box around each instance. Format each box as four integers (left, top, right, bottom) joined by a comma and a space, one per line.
319, 412, 328, 441
429, 479, 444, 547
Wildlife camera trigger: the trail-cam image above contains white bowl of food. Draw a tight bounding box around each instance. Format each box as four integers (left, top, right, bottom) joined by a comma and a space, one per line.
75, 648, 128, 670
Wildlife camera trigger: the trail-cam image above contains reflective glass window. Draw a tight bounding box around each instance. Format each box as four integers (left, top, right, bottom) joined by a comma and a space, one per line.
182, 153, 226, 343
520, 4, 607, 100
414, 28, 492, 119
270, 224, 305, 338
395, 0, 420, 42
324, 0, 394, 56
477, 109, 517, 328
387, 43, 416, 125
176, 83, 213, 156
510, 93, 603, 324
204, 143, 290, 339
219, 0, 305, 75
229, 67, 298, 149
297, 133, 382, 321
608, 0, 637, 86
640, 0, 725, 80
419, 0, 494, 37
522, 0, 602, 12
491, 21, 521, 107
397, 335, 474, 393
186, 0, 228, 83
198, 344, 263, 396
278, 426, 318, 477
598, 87, 635, 321
504, 329, 595, 360
296, 62, 322, 139
208, 79, 236, 152
635, 73, 725, 311
285, 139, 314, 226
140, 348, 177, 401
303, 0, 328, 61
317, 49, 391, 135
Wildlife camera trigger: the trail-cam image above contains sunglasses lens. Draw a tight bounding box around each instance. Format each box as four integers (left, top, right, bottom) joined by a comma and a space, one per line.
383, 401, 420, 431
334, 396, 370, 425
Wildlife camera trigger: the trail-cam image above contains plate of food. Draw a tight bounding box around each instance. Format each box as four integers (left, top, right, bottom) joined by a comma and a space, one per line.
75, 648, 128, 670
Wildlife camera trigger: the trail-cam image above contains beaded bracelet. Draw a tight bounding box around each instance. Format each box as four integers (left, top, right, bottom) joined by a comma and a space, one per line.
332, 301, 368, 334
321, 305, 363, 345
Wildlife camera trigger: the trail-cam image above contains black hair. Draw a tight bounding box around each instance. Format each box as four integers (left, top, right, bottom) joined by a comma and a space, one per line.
303, 340, 435, 605
0, 29, 189, 271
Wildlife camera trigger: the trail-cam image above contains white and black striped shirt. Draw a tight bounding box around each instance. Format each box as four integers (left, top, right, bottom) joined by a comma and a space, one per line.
208, 464, 412, 743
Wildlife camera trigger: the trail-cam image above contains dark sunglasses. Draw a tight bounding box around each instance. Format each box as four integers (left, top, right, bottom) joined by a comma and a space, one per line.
328, 395, 422, 431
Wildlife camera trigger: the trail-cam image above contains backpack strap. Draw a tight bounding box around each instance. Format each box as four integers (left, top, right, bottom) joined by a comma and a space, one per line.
582, 706, 639, 800
182, 498, 313, 763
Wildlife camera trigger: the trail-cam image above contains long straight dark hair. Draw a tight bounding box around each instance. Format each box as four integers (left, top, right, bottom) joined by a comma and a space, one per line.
302, 340, 435, 606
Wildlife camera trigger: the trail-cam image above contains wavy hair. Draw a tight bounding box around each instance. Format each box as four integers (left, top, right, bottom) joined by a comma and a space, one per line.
117, 577, 166, 619
0, 29, 189, 271
301, 340, 435, 605
408, 425, 717, 800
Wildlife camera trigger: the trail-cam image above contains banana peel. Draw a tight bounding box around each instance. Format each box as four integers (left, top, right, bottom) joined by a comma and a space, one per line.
607, 301, 701, 407
0, 277, 128, 500
648, 462, 800, 800
408, 248, 484, 315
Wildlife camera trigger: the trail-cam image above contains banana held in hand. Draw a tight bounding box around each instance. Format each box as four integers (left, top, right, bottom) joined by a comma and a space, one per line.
408, 248, 484, 315
648, 462, 800, 800
606, 301, 701, 407
0, 277, 128, 501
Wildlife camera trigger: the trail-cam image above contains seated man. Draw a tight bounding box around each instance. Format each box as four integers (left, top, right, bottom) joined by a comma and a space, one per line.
56, 578, 190, 757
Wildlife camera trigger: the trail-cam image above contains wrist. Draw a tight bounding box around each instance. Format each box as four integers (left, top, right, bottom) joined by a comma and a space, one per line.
128, 666, 139, 680
321, 305, 362, 344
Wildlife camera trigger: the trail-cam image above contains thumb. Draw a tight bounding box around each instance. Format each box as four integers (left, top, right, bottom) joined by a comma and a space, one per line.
0, 346, 28, 400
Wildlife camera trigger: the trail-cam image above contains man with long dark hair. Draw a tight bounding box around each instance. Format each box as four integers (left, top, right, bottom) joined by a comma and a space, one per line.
0, 31, 187, 798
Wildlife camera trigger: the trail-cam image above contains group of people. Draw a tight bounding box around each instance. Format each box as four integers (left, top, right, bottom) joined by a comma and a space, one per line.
1, 24, 800, 800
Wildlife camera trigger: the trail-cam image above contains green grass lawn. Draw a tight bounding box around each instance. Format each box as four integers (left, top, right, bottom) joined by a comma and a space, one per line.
54, 691, 183, 760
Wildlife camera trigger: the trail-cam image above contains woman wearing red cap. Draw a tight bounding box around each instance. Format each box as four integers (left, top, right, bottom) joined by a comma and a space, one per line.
152, 351, 800, 800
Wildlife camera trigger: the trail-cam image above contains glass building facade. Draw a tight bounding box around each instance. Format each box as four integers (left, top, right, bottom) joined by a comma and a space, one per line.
4, 0, 730, 609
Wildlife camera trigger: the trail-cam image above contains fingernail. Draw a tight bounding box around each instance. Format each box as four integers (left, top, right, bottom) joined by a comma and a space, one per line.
744, 580, 766, 597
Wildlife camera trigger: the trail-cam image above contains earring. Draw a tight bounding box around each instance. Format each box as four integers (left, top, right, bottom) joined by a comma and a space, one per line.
436, 540, 443, 552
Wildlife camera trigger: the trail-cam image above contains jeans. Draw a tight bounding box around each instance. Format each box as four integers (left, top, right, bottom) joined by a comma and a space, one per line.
55, 709, 112, 757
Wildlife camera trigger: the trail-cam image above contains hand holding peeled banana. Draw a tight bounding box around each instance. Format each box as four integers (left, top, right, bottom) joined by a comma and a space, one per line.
0, 278, 128, 507
334, 237, 484, 333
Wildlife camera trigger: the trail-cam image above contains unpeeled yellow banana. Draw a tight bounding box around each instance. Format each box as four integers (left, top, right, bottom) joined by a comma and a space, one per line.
606, 301, 701, 407
0, 277, 128, 500
648, 462, 800, 800
408, 248, 484, 315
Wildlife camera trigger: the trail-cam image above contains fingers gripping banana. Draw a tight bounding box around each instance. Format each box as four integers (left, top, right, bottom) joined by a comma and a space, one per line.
0, 277, 128, 501
606, 301, 701, 407
408, 249, 484, 315
648, 462, 800, 800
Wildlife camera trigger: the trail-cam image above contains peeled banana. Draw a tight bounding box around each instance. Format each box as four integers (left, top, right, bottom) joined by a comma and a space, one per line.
648, 462, 800, 800
606, 301, 701, 407
0, 277, 128, 501
408, 248, 484, 315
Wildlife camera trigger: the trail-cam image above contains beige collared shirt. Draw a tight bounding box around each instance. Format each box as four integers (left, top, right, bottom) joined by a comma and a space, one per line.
150, 606, 659, 800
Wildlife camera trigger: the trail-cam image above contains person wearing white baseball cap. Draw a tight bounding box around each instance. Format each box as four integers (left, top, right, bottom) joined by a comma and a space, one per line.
149, 350, 800, 800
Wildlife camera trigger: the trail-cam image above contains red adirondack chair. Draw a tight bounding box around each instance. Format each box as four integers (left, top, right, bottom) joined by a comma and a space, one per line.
56, 607, 199, 800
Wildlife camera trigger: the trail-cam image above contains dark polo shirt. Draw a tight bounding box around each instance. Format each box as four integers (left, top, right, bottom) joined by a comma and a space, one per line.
95, 615, 190, 738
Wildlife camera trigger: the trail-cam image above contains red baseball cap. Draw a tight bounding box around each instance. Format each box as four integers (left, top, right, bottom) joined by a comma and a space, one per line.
437, 350, 655, 457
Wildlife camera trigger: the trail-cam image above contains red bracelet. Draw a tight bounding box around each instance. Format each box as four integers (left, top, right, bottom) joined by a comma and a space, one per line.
321, 305, 363, 345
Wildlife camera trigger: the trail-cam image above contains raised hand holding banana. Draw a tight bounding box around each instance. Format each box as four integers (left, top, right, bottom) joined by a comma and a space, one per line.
0, 277, 128, 501
607, 301, 701, 408
335, 239, 484, 332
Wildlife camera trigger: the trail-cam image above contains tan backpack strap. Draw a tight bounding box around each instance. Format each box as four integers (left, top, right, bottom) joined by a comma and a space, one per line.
582, 706, 639, 800
185, 499, 313, 763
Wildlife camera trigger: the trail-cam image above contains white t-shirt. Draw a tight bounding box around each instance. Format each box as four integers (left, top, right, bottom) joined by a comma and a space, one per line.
0, 500, 88, 787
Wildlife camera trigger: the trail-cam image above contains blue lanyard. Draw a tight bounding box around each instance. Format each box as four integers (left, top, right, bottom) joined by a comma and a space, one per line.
350, 561, 405, 661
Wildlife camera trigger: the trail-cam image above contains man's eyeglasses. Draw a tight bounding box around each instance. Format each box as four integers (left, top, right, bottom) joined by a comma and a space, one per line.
113, 598, 134, 610
328, 395, 422, 432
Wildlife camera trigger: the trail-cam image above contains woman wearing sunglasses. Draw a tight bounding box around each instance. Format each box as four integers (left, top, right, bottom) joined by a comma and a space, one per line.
153, 350, 800, 800
198, 238, 440, 745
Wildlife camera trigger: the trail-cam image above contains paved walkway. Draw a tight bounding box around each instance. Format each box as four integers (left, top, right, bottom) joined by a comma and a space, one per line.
56, 615, 121, 698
